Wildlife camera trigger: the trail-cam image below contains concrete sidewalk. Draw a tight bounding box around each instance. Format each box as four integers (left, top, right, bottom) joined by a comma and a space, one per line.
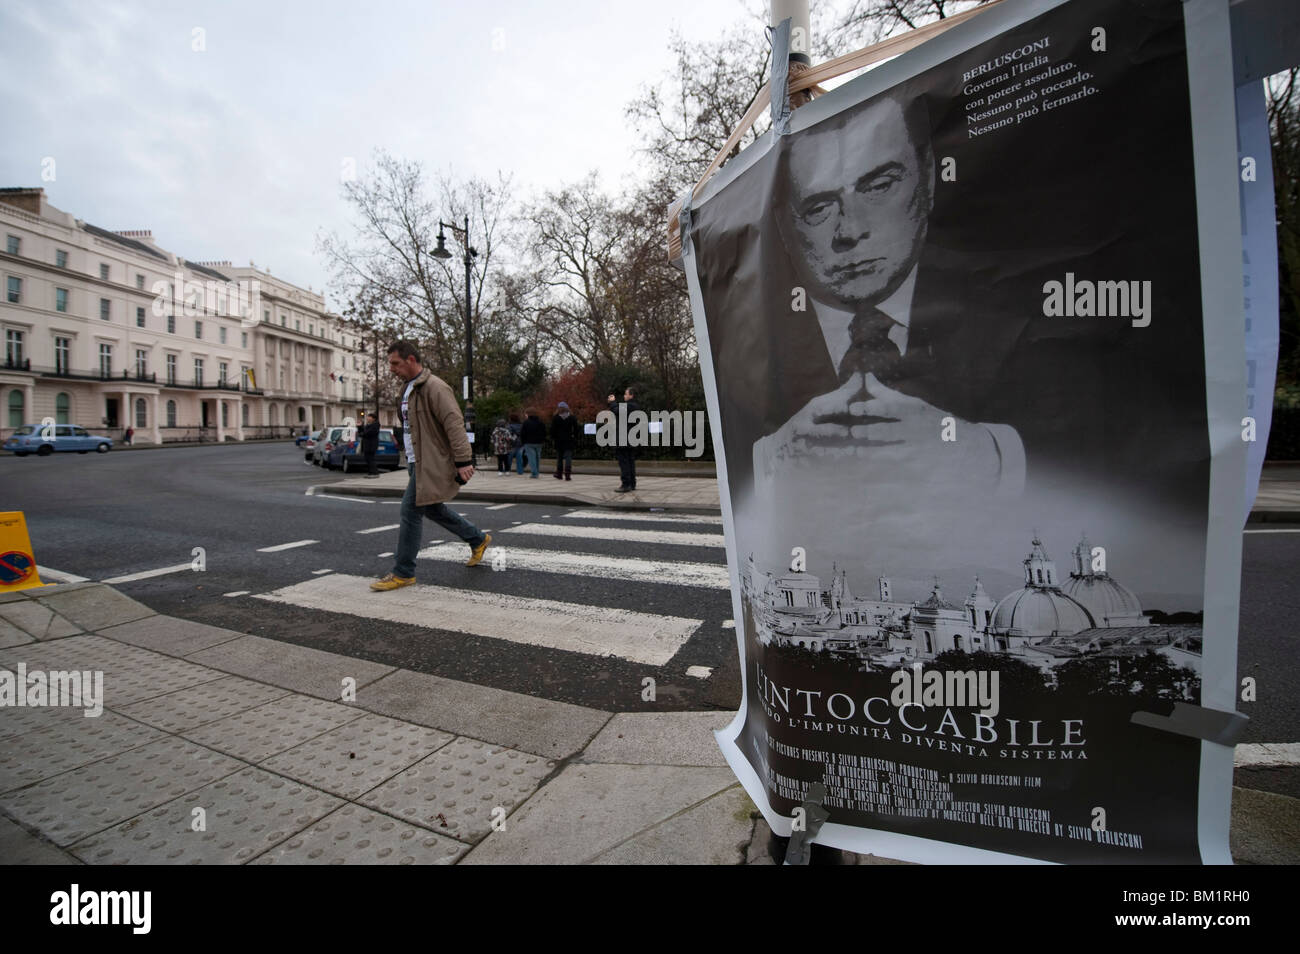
319, 462, 1300, 520
1, 582, 1295, 864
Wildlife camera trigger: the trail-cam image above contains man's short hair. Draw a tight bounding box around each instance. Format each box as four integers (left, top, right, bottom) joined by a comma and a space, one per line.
387, 340, 421, 364
366, 412, 377, 420
624, 386, 635, 398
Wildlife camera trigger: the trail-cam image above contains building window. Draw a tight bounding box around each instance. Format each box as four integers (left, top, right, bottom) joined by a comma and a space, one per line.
99, 343, 112, 377
219, 361, 228, 385
136, 274, 145, 289
195, 320, 202, 339
295, 319, 301, 331
5, 235, 18, 255
99, 263, 110, 280
55, 392, 70, 425
6, 277, 20, 303
7, 390, 23, 428
241, 331, 248, 348
135, 398, 147, 427
194, 358, 204, 385
309, 325, 314, 336
135, 349, 147, 378
56, 249, 67, 268
5, 329, 23, 365
241, 403, 248, 426
167, 315, 175, 334
263, 308, 270, 324
136, 306, 146, 328
55, 337, 69, 374
222, 402, 229, 427
166, 353, 176, 385
166, 400, 177, 427
279, 313, 286, 327
100, 298, 110, 320
219, 326, 227, 344
55, 288, 68, 312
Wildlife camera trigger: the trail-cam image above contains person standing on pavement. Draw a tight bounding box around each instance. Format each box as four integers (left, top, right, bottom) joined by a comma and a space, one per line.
371, 340, 491, 592
508, 413, 523, 475
609, 387, 641, 493
519, 408, 546, 479
491, 417, 512, 474
360, 412, 381, 478
124, 426, 134, 446
550, 401, 580, 481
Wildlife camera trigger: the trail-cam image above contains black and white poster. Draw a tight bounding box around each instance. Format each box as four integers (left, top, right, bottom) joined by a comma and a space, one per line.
683, 0, 1248, 863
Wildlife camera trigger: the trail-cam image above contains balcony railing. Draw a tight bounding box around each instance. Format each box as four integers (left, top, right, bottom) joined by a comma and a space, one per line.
3, 356, 32, 372
22, 365, 262, 393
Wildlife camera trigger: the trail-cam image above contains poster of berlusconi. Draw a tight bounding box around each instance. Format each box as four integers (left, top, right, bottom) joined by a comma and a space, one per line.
682, 0, 1248, 864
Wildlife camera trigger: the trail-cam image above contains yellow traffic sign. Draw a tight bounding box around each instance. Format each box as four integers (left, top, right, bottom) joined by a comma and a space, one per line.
0, 512, 47, 592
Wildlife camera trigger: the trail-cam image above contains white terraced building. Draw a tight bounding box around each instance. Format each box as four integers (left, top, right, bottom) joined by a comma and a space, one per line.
0, 187, 369, 443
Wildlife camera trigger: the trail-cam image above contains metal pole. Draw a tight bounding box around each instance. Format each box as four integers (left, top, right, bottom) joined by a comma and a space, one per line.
771, 0, 813, 106
463, 214, 473, 404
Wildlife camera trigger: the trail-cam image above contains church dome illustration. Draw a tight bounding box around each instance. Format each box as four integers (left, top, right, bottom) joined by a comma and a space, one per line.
1060, 534, 1149, 626
990, 537, 1096, 639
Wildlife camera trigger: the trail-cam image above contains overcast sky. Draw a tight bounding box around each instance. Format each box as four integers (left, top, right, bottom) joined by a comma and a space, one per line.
0, 0, 758, 302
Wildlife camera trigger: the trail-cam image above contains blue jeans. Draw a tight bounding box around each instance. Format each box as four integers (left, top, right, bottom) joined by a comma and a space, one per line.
393, 463, 485, 578
522, 443, 541, 477
513, 445, 525, 474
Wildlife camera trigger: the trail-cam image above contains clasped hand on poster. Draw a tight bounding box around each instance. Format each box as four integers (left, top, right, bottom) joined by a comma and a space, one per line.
755, 370, 1000, 490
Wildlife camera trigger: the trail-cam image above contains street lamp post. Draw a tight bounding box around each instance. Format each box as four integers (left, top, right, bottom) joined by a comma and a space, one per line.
432, 216, 477, 404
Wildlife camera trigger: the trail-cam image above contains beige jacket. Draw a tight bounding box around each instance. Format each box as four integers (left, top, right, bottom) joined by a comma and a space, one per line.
400, 368, 473, 506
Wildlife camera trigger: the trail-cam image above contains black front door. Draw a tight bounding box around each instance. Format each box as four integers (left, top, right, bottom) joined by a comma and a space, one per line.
201, 402, 209, 428
105, 398, 118, 428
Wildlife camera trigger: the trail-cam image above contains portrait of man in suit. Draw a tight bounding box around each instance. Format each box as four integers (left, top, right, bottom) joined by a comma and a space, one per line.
753, 89, 1024, 498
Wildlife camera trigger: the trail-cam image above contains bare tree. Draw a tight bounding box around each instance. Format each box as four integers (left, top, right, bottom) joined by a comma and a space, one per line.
317, 151, 515, 394
1267, 68, 1300, 394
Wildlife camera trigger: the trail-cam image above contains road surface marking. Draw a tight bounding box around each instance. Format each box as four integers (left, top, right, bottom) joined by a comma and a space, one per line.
486, 503, 514, 510
564, 509, 723, 526
501, 523, 724, 548
35, 566, 89, 583
686, 666, 714, 679
722, 619, 735, 628
223, 591, 249, 597
101, 562, 193, 584
310, 493, 376, 504
311, 569, 334, 575
1235, 742, 1300, 767
357, 524, 400, 534
1243, 528, 1300, 534
257, 540, 319, 553
378, 552, 394, 558
253, 574, 699, 666
415, 542, 729, 589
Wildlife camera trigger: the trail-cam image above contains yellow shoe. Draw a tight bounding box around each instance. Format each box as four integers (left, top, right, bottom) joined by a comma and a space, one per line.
466, 533, 492, 567
371, 573, 416, 591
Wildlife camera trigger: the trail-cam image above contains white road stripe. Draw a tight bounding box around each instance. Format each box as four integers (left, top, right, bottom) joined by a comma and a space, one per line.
378, 552, 394, 558
502, 523, 724, 548
257, 540, 319, 553
1243, 528, 1300, 533
223, 591, 249, 597
357, 524, 400, 534
253, 574, 699, 666
311, 569, 334, 575
564, 509, 723, 526
415, 542, 729, 589
35, 566, 89, 583
101, 562, 193, 584
686, 666, 714, 679
314, 495, 376, 504
1235, 742, 1300, 767
487, 503, 515, 510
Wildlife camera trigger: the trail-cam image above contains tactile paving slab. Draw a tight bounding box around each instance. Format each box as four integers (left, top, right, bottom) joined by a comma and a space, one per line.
0, 601, 81, 640
360, 737, 555, 844
0, 703, 92, 743
182, 694, 364, 763
0, 710, 165, 792
251, 804, 467, 865
31, 584, 154, 631
0, 737, 244, 846
70, 767, 344, 864
0, 618, 36, 648
116, 675, 290, 733
262, 713, 454, 799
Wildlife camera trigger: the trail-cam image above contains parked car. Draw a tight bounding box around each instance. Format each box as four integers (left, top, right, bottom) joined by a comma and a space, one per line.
3, 424, 113, 456
327, 427, 399, 472
294, 430, 316, 447
312, 426, 348, 466
301, 428, 324, 461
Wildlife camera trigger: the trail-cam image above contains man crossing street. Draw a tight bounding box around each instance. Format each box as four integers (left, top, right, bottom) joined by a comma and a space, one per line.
371, 340, 491, 591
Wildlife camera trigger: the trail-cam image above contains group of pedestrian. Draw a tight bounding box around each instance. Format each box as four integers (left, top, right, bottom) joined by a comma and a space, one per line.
488, 402, 581, 481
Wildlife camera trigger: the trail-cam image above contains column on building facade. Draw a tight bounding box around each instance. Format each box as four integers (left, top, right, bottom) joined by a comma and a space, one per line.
149, 392, 160, 444
216, 397, 226, 442
235, 399, 244, 441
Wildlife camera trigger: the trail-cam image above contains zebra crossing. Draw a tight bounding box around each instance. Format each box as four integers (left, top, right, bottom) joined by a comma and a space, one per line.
245, 505, 733, 670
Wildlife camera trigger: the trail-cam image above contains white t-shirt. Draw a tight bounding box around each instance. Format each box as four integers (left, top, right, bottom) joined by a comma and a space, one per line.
401, 379, 416, 464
